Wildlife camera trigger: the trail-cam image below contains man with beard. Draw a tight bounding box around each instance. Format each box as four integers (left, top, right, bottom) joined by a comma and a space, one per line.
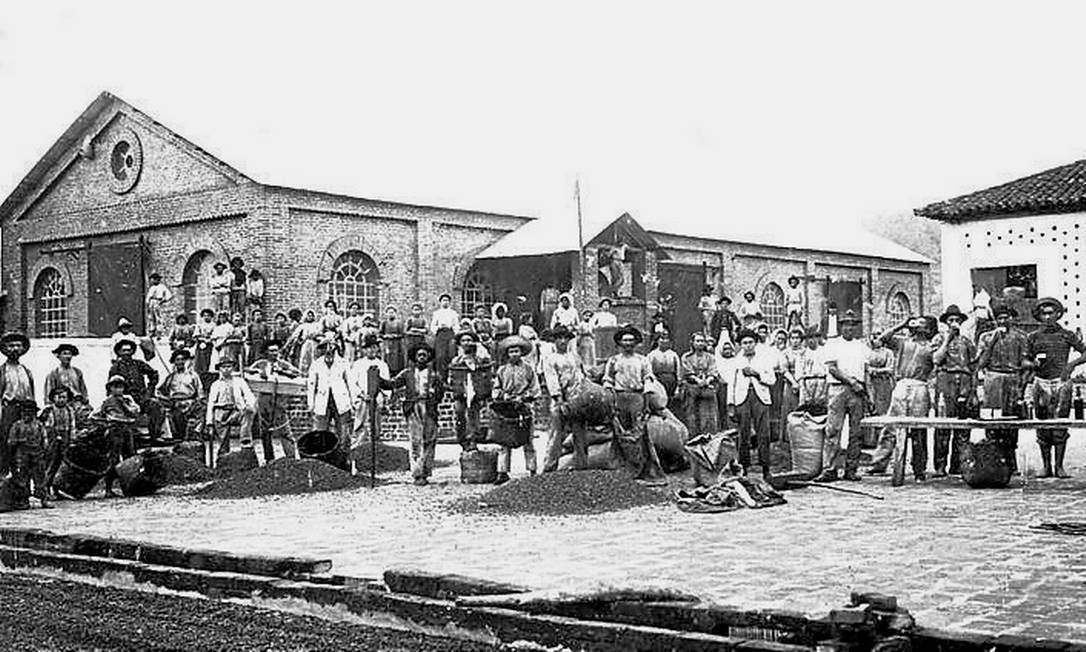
1026, 297, 1086, 478
868, 315, 936, 481
976, 303, 1031, 474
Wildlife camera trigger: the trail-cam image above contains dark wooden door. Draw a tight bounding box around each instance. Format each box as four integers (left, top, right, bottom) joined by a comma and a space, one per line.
658, 264, 705, 346
826, 280, 864, 335
88, 241, 144, 336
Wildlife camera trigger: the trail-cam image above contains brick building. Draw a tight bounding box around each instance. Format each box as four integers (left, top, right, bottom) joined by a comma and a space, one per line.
0, 92, 531, 338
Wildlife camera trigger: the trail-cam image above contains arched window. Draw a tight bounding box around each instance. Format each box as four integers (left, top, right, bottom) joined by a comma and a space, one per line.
182, 250, 216, 322
887, 291, 911, 324
34, 268, 68, 337
330, 250, 380, 316
761, 282, 786, 330
461, 267, 494, 318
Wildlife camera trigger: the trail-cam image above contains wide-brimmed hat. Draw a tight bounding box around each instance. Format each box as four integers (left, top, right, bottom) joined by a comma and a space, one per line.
939, 304, 967, 324
117, 317, 133, 328
597, 297, 613, 308
407, 342, 436, 363
213, 261, 228, 270
719, 295, 732, 305
170, 349, 192, 363
498, 335, 532, 356
215, 357, 237, 370
113, 339, 137, 355
51, 343, 79, 356
457, 330, 480, 344
1033, 297, 1065, 321
991, 303, 1018, 319
612, 325, 643, 345
438, 293, 452, 302
839, 309, 862, 325
105, 374, 128, 390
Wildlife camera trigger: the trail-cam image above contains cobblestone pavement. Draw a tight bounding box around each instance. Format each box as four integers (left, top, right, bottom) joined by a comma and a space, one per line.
6, 431, 1086, 643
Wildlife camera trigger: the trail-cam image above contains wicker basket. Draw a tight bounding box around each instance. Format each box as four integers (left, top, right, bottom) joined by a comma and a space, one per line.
460, 449, 499, 484
486, 400, 533, 448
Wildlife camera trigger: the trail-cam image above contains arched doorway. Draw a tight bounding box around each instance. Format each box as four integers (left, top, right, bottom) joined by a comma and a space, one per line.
34, 267, 68, 337
182, 250, 217, 322
329, 250, 380, 316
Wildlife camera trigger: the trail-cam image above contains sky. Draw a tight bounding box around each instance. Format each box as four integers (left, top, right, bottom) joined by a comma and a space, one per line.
3, 1, 1086, 244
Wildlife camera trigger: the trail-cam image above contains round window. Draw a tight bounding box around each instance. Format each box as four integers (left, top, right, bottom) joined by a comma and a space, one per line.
107, 127, 142, 194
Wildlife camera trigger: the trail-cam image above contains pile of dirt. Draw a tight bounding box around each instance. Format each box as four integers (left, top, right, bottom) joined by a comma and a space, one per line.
349, 442, 411, 473
459, 470, 669, 516
160, 453, 214, 486
196, 458, 367, 499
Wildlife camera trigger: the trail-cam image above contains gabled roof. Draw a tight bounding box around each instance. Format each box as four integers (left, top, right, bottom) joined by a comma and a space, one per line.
0, 91, 251, 222
475, 212, 663, 259
915, 158, 1086, 222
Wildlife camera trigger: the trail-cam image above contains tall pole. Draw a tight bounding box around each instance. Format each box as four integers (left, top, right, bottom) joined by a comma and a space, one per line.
575, 178, 585, 307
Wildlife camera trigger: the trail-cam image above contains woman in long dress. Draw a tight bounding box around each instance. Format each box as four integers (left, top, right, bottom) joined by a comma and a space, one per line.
381, 305, 406, 375
291, 310, 322, 374
430, 293, 460, 379
576, 309, 596, 367
404, 302, 428, 359
340, 302, 365, 362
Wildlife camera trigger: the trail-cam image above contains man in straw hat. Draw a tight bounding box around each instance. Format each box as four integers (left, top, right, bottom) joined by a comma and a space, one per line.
541, 325, 587, 472
0, 331, 34, 475
976, 303, 1031, 474
390, 342, 444, 485
931, 304, 977, 477
1026, 297, 1086, 478
109, 339, 163, 439
819, 310, 868, 482
157, 348, 204, 441
44, 343, 88, 417
868, 314, 936, 481
492, 336, 541, 484
205, 357, 256, 461
603, 324, 666, 482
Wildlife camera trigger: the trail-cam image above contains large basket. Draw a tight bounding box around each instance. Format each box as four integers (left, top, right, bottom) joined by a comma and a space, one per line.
486, 400, 533, 448
460, 449, 498, 484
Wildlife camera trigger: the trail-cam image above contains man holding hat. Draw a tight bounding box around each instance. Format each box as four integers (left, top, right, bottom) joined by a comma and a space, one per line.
541, 325, 587, 472
977, 303, 1031, 473
931, 304, 977, 476
819, 310, 869, 481
157, 348, 204, 441
1026, 297, 1086, 478
205, 357, 256, 459
0, 331, 35, 475
109, 339, 164, 439
603, 324, 666, 481
492, 336, 541, 483
390, 343, 444, 485
307, 340, 353, 460
869, 315, 936, 481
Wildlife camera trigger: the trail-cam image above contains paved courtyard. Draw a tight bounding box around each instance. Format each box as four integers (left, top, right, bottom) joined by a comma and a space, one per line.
4, 431, 1086, 644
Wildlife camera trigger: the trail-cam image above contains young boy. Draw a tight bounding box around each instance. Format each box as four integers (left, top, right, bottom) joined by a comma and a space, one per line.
246, 308, 270, 366
41, 387, 77, 498
9, 399, 51, 509
94, 375, 141, 497
493, 340, 540, 484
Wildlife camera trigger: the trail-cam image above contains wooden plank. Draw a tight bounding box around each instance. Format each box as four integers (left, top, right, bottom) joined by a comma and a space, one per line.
861, 417, 1083, 430
244, 376, 307, 397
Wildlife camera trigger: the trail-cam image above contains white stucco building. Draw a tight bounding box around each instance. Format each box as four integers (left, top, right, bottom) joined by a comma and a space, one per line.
917, 159, 1086, 331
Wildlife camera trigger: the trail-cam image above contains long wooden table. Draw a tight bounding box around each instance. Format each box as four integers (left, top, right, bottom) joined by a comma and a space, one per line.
859, 416, 1085, 486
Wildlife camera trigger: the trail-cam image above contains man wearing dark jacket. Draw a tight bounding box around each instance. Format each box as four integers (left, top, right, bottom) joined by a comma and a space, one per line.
109, 340, 163, 439
392, 343, 444, 485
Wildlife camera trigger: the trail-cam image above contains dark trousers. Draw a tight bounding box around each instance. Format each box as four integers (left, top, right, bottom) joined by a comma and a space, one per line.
10, 444, 46, 505
454, 396, 485, 449
103, 423, 136, 491
934, 372, 972, 473
45, 439, 68, 490
735, 388, 770, 472
0, 401, 20, 475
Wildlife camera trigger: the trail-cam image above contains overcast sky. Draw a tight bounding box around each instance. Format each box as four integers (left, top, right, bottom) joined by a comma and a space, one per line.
2, 1, 1086, 242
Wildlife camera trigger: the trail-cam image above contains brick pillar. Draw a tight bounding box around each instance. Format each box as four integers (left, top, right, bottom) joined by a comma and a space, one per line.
416, 218, 435, 309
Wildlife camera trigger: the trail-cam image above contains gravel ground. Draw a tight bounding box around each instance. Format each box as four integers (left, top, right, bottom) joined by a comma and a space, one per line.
0, 573, 498, 652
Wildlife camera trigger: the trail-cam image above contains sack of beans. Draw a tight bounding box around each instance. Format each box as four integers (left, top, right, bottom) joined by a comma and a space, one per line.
788, 411, 825, 479
647, 408, 690, 472
564, 380, 615, 426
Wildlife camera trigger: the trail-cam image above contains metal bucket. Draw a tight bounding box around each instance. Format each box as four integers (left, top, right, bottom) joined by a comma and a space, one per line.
296, 429, 350, 471
53, 448, 112, 500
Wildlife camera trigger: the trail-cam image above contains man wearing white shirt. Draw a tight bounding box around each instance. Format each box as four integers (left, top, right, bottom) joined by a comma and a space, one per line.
307, 341, 354, 458
724, 329, 777, 477
350, 334, 392, 444
205, 358, 257, 458
819, 310, 869, 482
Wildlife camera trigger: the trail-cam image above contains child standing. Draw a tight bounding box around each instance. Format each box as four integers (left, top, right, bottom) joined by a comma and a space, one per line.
9, 399, 51, 509
246, 308, 270, 366
41, 387, 77, 498
94, 375, 141, 497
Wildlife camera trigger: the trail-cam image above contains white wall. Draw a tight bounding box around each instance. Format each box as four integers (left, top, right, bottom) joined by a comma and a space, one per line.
22, 338, 172, 408
941, 211, 1086, 331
